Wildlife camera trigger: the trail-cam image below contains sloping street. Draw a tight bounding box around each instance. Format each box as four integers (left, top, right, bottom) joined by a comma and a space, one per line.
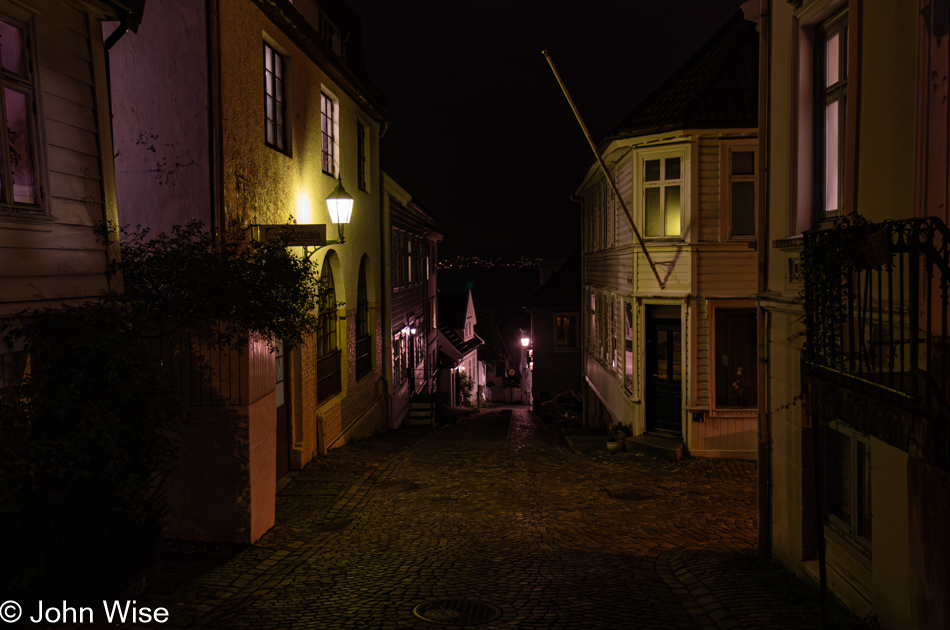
134, 409, 839, 629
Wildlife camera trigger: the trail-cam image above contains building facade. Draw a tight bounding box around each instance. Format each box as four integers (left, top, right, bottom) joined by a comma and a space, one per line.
574, 11, 759, 459
383, 173, 441, 427
0, 0, 142, 384
108, 0, 389, 543
437, 290, 482, 406
758, 0, 949, 627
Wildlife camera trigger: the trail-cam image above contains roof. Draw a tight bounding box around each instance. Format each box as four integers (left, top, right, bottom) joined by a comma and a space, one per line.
523, 249, 581, 311
438, 325, 483, 359
606, 11, 757, 140
438, 291, 470, 330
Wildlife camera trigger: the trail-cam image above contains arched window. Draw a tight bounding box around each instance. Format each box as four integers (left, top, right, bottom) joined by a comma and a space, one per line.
316, 263, 341, 402
355, 261, 372, 378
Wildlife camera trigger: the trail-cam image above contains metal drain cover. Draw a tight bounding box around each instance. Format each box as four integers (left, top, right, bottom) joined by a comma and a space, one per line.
374, 481, 417, 493
413, 599, 502, 625
609, 488, 656, 501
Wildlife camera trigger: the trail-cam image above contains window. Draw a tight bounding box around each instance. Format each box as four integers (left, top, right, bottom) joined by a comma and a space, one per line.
555, 314, 577, 349
316, 264, 341, 402
623, 300, 634, 392
640, 149, 686, 238
357, 122, 367, 191
825, 421, 872, 551
355, 261, 371, 378
264, 43, 288, 153
712, 307, 757, 409
722, 144, 756, 239
0, 17, 40, 213
393, 332, 407, 388
321, 92, 336, 176
817, 10, 848, 218
318, 10, 343, 58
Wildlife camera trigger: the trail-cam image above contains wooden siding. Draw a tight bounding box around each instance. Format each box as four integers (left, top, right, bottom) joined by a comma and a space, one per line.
1, 0, 111, 318
688, 414, 757, 458
529, 308, 582, 401
697, 137, 722, 242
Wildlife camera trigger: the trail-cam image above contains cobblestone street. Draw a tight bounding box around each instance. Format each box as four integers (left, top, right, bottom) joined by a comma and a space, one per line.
136, 409, 820, 629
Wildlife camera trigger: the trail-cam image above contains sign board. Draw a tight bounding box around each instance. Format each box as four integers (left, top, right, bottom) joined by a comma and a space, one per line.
251, 224, 327, 247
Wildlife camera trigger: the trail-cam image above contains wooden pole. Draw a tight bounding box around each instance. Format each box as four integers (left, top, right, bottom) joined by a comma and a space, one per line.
542, 50, 664, 288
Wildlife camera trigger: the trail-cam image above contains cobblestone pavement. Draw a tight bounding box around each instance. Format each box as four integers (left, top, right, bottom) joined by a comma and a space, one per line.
133, 409, 823, 629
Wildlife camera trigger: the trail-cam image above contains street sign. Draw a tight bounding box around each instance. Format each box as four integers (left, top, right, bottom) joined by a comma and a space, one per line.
251, 224, 327, 247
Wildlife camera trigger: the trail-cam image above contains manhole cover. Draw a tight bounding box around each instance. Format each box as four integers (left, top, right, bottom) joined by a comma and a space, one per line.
373, 481, 417, 494
413, 599, 502, 625
609, 489, 656, 501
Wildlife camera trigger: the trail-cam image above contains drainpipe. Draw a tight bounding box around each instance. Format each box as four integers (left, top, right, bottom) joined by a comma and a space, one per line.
207, 0, 223, 243
380, 174, 393, 429
755, 0, 773, 558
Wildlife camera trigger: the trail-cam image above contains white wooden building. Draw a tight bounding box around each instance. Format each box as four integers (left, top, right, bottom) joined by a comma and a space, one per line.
574, 11, 759, 459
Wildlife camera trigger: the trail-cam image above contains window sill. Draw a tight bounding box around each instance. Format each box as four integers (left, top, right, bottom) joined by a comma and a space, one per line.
0, 209, 53, 224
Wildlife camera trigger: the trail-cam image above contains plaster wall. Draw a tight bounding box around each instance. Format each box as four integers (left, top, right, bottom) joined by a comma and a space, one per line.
108, 0, 212, 234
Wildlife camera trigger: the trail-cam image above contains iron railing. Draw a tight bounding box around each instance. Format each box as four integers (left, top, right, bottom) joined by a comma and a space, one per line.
803, 217, 950, 406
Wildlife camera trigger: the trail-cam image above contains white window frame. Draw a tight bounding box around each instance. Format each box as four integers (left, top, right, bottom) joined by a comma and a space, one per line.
320, 89, 339, 177
720, 141, 757, 241
708, 300, 758, 416
635, 144, 689, 241
816, 8, 848, 221
264, 41, 290, 155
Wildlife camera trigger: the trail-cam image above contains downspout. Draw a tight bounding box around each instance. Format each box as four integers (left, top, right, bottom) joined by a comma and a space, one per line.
755, 0, 773, 558
380, 176, 393, 429
207, 0, 223, 243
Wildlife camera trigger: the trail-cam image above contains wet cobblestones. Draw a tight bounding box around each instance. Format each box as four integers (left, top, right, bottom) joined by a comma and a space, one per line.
132, 409, 831, 629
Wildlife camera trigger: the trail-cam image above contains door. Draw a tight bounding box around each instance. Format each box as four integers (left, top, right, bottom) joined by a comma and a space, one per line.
646, 308, 683, 437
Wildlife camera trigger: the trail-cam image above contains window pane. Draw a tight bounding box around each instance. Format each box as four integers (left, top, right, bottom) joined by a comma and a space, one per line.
731, 181, 756, 236
665, 185, 681, 236
857, 440, 871, 540
624, 302, 634, 391
824, 100, 839, 212
265, 46, 273, 72
0, 20, 24, 75
656, 333, 668, 379
714, 309, 756, 407
732, 151, 755, 175
5, 88, 36, 204
825, 32, 839, 88
645, 159, 661, 182
645, 187, 661, 236
665, 156, 681, 180
826, 428, 852, 525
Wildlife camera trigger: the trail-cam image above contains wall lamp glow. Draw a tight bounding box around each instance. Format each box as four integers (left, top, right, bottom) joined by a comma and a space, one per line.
325, 176, 354, 243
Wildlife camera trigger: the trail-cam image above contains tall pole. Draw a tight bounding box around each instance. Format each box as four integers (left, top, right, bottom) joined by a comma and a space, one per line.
542, 50, 665, 289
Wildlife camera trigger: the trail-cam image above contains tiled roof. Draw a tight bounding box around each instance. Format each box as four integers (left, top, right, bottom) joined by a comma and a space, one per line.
606, 11, 757, 139
438, 325, 483, 359
523, 249, 581, 310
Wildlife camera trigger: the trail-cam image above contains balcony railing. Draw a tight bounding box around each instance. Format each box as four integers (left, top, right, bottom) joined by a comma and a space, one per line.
803, 217, 950, 407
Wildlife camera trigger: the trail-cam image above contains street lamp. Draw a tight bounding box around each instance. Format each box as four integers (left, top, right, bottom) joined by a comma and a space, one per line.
325, 176, 354, 243
520, 336, 530, 348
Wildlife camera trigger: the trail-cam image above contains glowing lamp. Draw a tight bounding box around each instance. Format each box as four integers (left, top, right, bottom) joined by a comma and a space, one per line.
521, 336, 530, 348
325, 176, 354, 241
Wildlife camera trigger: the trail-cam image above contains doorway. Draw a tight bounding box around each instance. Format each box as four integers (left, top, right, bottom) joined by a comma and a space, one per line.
645, 305, 683, 437
275, 339, 291, 479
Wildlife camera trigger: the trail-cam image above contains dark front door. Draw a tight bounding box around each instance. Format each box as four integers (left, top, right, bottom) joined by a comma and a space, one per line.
646, 310, 682, 437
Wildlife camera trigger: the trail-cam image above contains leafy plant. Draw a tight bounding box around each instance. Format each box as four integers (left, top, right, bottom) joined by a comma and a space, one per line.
607, 420, 628, 441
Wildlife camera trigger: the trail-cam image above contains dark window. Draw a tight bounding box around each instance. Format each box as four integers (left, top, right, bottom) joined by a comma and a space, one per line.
316, 264, 341, 402
817, 10, 848, 220
264, 43, 288, 153
555, 315, 577, 349
824, 423, 872, 549
321, 92, 335, 175
357, 122, 367, 191
355, 262, 371, 378
714, 308, 757, 408
0, 17, 39, 212
728, 149, 756, 238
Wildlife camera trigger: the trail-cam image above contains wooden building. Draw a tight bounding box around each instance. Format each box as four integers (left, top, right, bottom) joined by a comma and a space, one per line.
574, 11, 759, 459
107, 0, 389, 543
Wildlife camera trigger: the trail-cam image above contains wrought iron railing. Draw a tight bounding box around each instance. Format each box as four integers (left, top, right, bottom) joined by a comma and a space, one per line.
803, 217, 950, 406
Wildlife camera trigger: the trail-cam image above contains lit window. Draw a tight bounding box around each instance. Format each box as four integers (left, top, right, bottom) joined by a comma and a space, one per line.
321, 92, 336, 176
641, 150, 686, 238
264, 43, 288, 153
0, 17, 39, 212
555, 314, 577, 349
722, 144, 756, 239
817, 10, 848, 218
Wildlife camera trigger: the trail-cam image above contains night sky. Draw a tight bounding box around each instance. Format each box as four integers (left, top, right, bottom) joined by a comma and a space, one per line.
345, 0, 748, 260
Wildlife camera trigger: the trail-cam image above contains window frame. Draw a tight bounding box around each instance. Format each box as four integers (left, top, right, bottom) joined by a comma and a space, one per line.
553, 313, 578, 352
0, 13, 47, 218
815, 8, 849, 223
320, 91, 338, 177
708, 301, 758, 416
315, 262, 341, 403
636, 145, 689, 241
823, 420, 872, 555
263, 41, 290, 156
720, 141, 757, 241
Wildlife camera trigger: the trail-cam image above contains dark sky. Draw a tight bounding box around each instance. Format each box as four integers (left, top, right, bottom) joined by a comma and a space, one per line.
345, 0, 748, 260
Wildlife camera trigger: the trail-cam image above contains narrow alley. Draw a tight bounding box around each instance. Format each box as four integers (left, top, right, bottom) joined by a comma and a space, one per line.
137, 409, 840, 629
